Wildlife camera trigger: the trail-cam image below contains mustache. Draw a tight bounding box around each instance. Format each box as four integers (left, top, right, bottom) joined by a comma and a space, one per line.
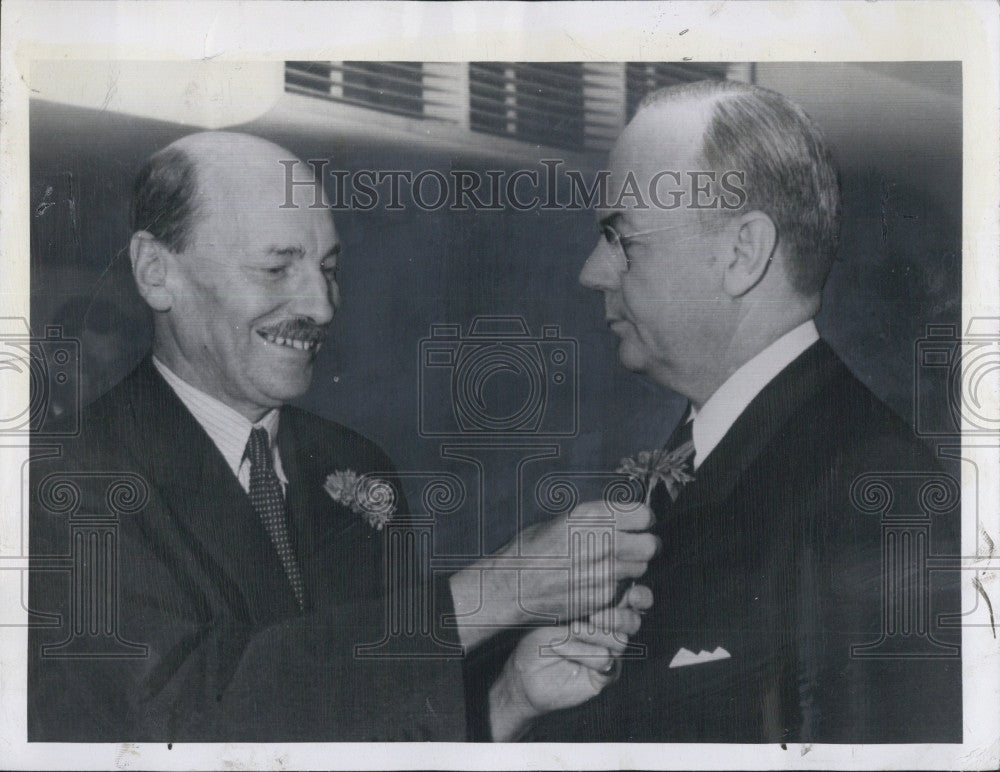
257, 319, 329, 343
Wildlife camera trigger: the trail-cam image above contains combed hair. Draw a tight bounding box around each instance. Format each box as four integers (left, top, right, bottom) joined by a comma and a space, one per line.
129, 145, 200, 253
639, 80, 841, 296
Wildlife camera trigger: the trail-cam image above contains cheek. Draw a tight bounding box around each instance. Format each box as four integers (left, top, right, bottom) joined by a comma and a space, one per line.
619, 281, 684, 354
619, 275, 664, 322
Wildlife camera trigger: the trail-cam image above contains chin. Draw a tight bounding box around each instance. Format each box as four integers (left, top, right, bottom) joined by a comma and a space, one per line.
255, 370, 314, 406
617, 340, 650, 374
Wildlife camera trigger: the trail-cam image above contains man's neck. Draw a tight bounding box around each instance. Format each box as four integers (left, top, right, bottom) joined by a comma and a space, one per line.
151, 356, 286, 488
151, 342, 271, 423
683, 304, 819, 410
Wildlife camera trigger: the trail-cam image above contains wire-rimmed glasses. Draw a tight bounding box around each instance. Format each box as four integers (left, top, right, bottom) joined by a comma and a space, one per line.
599, 221, 694, 272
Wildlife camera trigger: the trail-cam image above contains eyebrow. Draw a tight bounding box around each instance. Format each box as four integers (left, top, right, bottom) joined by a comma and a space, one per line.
266, 244, 341, 259
597, 213, 621, 229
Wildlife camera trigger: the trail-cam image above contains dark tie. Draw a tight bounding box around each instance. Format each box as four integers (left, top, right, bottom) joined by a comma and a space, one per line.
664, 410, 694, 456
649, 408, 696, 520
245, 427, 307, 610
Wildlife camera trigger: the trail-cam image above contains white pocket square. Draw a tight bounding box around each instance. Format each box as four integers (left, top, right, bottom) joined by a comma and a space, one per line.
669, 646, 732, 668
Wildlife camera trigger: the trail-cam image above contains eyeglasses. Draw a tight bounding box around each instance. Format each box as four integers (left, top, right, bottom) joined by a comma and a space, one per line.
599, 222, 693, 272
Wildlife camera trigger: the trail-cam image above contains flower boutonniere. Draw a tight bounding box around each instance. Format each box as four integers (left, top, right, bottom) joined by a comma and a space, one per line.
324, 469, 397, 530
615, 441, 695, 505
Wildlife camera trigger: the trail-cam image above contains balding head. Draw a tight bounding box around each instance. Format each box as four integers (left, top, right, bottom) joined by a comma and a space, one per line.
131, 131, 315, 253
633, 80, 841, 296
580, 81, 839, 404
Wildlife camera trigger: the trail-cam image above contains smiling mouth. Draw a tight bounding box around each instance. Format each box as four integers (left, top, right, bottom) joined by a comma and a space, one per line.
256, 328, 327, 352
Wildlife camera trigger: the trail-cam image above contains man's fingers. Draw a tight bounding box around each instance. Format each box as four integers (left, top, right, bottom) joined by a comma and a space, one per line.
613, 504, 655, 532
614, 531, 660, 562
570, 501, 654, 532
620, 583, 654, 612
560, 609, 641, 654
584, 607, 642, 640
557, 640, 617, 672
614, 560, 649, 580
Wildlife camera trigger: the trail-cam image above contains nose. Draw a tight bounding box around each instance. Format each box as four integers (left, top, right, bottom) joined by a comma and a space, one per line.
579, 237, 622, 291
292, 262, 337, 326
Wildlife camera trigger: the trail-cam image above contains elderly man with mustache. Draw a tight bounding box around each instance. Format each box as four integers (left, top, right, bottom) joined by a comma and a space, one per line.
28, 131, 656, 743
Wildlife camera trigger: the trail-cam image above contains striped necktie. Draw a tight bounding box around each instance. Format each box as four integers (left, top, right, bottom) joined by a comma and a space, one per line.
245, 427, 307, 610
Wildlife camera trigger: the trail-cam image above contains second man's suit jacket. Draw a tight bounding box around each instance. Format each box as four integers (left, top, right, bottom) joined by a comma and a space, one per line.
526, 340, 962, 743
29, 358, 466, 741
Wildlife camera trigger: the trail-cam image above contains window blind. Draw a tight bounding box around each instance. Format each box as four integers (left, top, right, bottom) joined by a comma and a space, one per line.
284, 61, 736, 152
286, 61, 443, 120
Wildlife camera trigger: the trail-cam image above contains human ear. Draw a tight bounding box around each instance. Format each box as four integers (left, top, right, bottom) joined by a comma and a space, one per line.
721, 211, 777, 298
129, 231, 175, 312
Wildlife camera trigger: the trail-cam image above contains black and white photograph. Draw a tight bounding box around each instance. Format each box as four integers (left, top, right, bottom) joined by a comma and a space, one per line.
1, 2, 998, 769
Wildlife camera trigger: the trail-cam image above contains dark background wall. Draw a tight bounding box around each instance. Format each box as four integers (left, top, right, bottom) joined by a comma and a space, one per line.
29, 62, 961, 559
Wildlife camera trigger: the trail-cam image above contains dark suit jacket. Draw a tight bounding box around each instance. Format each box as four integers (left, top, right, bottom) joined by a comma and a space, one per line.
29, 359, 466, 741
525, 340, 962, 743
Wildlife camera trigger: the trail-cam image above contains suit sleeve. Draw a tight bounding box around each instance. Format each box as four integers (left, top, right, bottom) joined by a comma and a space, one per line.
29, 456, 466, 742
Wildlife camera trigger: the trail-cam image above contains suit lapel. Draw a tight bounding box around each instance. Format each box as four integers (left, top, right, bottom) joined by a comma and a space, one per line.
537, 343, 849, 740
670, 340, 839, 514
278, 408, 383, 608
645, 341, 840, 657
120, 359, 299, 622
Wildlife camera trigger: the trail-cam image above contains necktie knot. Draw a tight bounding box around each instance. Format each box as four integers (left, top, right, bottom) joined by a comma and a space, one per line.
246, 426, 272, 469
244, 427, 276, 486
666, 417, 694, 457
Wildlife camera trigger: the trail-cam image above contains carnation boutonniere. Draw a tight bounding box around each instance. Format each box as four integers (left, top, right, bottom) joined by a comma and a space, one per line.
324, 469, 397, 530
616, 441, 695, 505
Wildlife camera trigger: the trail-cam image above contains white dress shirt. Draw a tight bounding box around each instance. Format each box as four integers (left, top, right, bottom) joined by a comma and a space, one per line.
152, 357, 288, 493
690, 320, 820, 470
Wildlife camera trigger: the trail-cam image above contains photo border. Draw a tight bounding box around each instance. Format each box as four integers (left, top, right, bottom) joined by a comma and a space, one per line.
1, 2, 997, 769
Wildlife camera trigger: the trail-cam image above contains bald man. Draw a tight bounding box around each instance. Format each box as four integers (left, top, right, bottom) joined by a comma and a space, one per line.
524, 81, 962, 743
28, 132, 653, 742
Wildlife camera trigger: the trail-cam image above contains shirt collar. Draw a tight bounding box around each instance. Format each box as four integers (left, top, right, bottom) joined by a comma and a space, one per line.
690, 320, 819, 470
152, 356, 285, 483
